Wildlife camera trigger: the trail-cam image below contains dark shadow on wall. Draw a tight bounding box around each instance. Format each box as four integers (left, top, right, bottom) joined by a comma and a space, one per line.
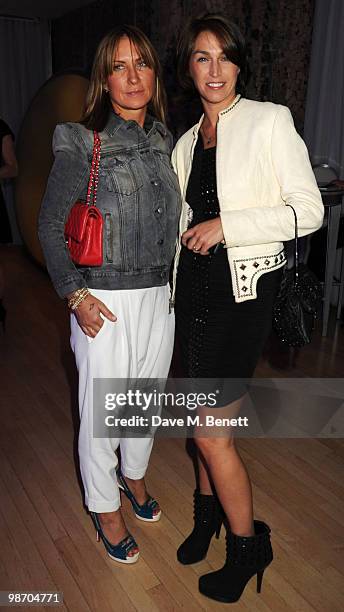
51, 0, 315, 135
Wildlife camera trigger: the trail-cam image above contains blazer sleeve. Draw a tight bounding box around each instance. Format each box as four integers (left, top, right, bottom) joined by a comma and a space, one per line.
38, 123, 90, 298
220, 106, 324, 248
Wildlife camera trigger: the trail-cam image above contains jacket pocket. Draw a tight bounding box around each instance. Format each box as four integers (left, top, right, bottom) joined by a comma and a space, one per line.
104, 212, 113, 262
101, 208, 122, 270
99, 156, 143, 196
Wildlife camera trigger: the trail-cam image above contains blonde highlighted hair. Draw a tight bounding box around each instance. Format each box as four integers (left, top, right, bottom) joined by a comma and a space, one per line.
82, 25, 167, 130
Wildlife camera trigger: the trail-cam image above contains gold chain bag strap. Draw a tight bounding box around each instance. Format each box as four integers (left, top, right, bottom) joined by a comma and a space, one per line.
64, 130, 103, 266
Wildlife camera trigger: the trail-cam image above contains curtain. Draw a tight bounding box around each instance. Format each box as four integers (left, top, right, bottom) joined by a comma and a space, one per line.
304, 0, 344, 177
0, 17, 52, 243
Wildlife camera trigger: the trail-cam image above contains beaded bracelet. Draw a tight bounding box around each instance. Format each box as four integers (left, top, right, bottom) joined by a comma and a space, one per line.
68, 287, 90, 310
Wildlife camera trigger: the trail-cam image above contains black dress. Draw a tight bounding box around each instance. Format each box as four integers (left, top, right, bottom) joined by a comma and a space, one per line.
175, 136, 281, 400
0, 119, 14, 243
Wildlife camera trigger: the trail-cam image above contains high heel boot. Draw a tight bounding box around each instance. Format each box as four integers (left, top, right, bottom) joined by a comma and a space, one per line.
199, 520, 273, 603
177, 489, 223, 565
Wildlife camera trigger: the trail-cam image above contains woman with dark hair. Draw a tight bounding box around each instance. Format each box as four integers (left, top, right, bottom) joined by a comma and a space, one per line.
171, 13, 323, 602
39, 26, 180, 563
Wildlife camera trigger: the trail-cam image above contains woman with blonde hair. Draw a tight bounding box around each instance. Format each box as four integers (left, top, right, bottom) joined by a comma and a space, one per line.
39, 25, 180, 563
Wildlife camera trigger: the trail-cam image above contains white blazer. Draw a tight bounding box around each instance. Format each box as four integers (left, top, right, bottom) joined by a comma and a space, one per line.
171, 95, 324, 303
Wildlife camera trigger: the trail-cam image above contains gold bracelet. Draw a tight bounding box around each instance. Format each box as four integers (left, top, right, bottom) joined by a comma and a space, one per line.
69, 288, 89, 310
71, 294, 89, 310
69, 292, 90, 310
68, 287, 90, 310
67, 287, 88, 305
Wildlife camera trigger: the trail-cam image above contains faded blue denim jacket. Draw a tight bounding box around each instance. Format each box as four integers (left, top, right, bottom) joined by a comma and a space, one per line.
38, 112, 181, 298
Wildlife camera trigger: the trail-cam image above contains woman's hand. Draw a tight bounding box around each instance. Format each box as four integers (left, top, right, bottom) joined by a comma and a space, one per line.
182, 218, 225, 255
71, 293, 117, 338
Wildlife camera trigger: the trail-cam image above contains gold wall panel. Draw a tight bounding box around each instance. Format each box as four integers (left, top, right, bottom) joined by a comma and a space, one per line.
15, 74, 89, 265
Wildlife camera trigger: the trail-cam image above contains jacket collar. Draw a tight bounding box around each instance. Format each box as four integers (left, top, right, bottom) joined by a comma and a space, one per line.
104, 110, 167, 139
192, 94, 242, 137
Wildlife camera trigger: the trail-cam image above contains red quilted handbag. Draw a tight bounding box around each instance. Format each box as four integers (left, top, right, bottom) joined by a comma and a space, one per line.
65, 131, 103, 266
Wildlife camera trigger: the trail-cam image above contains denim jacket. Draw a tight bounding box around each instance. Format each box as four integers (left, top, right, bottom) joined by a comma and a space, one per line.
38, 112, 181, 298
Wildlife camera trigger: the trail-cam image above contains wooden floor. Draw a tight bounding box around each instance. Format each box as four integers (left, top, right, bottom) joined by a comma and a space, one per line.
0, 245, 343, 612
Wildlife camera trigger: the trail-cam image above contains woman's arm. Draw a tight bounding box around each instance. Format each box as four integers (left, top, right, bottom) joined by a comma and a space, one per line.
39, 124, 117, 336
38, 124, 90, 298
219, 106, 324, 248
0, 134, 18, 180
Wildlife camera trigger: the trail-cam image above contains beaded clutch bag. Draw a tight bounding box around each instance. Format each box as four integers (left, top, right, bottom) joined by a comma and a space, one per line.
272, 204, 322, 347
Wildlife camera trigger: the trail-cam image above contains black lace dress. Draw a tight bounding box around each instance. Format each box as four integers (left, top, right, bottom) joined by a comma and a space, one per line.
175, 136, 281, 399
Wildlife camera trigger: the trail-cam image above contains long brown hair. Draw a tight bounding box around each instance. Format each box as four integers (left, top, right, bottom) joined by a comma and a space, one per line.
177, 13, 247, 95
82, 25, 167, 131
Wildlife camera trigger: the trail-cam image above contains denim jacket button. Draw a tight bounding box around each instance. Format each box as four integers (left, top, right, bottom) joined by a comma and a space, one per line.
157, 239, 164, 245
156, 207, 163, 214
151, 180, 159, 186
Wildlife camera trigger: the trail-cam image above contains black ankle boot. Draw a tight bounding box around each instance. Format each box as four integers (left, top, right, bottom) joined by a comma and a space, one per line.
177, 490, 224, 565
199, 520, 273, 603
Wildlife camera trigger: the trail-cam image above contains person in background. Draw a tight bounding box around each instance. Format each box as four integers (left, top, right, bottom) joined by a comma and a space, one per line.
0, 118, 18, 330
39, 26, 180, 564
171, 13, 323, 603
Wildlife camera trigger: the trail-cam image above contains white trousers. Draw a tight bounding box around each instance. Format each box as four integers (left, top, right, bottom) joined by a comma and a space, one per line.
70, 284, 174, 512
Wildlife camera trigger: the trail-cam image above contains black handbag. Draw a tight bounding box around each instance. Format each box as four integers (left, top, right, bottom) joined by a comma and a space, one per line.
272, 204, 323, 347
